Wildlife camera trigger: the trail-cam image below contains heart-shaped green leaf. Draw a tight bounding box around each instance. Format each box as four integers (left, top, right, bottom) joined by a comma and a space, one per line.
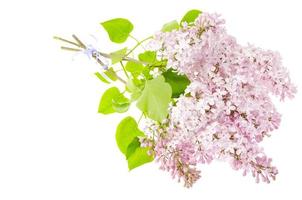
136, 75, 172, 122
98, 87, 130, 114
181, 9, 202, 25
162, 69, 190, 98
161, 20, 180, 32
138, 51, 157, 63
115, 117, 144, 155
127, 146, 153, 170
101, 18, 133, 43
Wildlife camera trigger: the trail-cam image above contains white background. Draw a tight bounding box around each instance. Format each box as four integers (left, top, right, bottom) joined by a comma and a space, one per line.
0, 0, 302, 199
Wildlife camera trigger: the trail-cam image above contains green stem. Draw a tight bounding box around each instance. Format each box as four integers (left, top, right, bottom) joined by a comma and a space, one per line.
125, 36, 153, 57
129, 34, 140, 43
115, 75, 127, 84
53, 36, 81, 48
95, 57, 126, 84
99, 52, 148, 65
72, 34, 86, 48
130, 35, 147, 51
54, 35, 128, 84
61, 46, 82, 51
120, 61, 129, 79
55, 35, 147, 64
54, 35, 155, 84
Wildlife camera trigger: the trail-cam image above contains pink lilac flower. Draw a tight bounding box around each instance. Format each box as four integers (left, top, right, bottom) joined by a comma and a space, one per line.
144, 12, 296, 187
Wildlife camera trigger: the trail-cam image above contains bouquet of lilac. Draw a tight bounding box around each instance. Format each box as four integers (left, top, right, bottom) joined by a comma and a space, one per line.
55, 9, 296, 187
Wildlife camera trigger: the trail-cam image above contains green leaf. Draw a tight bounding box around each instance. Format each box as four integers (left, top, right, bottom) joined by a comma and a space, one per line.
95, 67, 118, 84
98, 87, 130, 114
110, 48, 127, 64
152, 59, 167, 68
116, 117, 153, 170
162, 69, 190, 98
138, 51, 157, 63
126, 78, 142, 101
128, 147, 154, 170
95, 72, 110, 84
126, 137, 140, 159
181, 9, 202, 25
142, 67, 152, 80
98, 87, 120, 114
101, 18, 134, 43
136, 75, 172, 122
112, 93, 131, 113
161, 20, 180, 32
125, 61, 144, 76
115, 117, 144, 155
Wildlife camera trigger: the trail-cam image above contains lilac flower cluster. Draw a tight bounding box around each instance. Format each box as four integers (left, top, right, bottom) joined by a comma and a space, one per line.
144, 12, 296, 187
